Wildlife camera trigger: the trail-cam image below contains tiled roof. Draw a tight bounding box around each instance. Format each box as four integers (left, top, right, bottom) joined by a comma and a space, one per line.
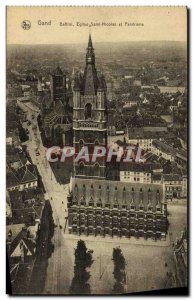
152, 140, 176, 155
128, 128, 167, 140
6, 167, 20, 188
18, 165, 38, 184
119, 162, 162, 172
7, 230, 36, 257
6, 165, 38, 188
163, 174, 182, 181
152, 174, 162, 181
70, 178, 164, 212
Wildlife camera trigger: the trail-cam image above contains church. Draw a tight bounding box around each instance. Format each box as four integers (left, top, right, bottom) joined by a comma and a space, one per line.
67, 35, 168, 240
40, 66, 73, 146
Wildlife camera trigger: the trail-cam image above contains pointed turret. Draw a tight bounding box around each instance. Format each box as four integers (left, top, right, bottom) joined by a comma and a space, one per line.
86, 34, 95, 65
84, 34, 98, 94
88, 33, 93, 48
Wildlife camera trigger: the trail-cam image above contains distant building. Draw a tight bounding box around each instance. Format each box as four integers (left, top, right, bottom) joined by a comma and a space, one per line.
41, 66, 73, 146
175, 151, 187, 170
181, 173, 187, 198
6, 224, 36, 264
152, 140, 176, 161
6, 164, 38, 191
163, 174, 182, 199
119, 162, 163, 184
123, 100, 138, 108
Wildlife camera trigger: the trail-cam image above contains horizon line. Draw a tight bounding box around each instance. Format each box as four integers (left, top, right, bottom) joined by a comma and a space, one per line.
7, 40, 186, 46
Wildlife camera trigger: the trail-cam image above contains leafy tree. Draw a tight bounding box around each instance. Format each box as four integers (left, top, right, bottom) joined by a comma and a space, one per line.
112, 247, 126, 294
70, 240, 93, 294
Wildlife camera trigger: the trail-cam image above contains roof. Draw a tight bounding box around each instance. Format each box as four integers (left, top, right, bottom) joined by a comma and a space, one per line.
6, 224, 24, 241
152, 140, 176, 156
163, 174, 182, 181
152, 174, 162, 181
70, 177, 164, 212
128, 128, 167, 140
18, 165, 38, 184
6, 167, 20, 188
7, 230, 36, 257
176, 150, 187, 161
6, 165, 38, 188
119, 162, 162, 172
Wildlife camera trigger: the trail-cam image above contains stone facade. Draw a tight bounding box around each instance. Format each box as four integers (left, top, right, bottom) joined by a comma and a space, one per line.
73, 34, 107, 179
67, 35, 168, 240
67, 178, 167, 240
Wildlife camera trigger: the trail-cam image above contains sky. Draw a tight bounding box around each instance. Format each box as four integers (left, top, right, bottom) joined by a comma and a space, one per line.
7, 6, 187, 44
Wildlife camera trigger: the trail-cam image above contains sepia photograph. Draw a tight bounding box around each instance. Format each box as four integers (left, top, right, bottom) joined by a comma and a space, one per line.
6, 6, 188, 295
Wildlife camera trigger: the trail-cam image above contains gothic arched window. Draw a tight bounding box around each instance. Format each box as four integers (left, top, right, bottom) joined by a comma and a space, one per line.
94, 163, 100, 177
79, 139, 84, 152
79, 162, 84, 175
94, 140, 99, 146
85, 103, 92, 120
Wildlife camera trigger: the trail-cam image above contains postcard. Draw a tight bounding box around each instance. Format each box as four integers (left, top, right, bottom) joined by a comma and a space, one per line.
6, 6, 188, 295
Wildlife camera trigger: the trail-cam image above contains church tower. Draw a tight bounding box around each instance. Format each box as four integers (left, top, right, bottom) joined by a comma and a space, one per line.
73, 34, 108, 179
50, 66, 67, 105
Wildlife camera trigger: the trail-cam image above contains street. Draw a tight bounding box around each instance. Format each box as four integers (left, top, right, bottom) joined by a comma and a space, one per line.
18, 100, 69, 294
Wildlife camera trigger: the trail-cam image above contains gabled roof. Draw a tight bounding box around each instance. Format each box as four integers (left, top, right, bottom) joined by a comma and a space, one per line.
18, 165, 38, 184
6, 167, 20, 188
7, 225, 36, 257
70, 178, 164, 212
6, 165, 38, 188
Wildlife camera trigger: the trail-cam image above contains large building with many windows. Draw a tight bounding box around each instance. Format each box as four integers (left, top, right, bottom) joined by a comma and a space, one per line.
67, 35, 168, 240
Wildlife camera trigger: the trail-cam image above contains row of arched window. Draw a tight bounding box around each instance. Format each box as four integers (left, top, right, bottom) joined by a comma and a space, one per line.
73, 184, 161, 205
78, 162, 100, 177
71, 196, 162, 212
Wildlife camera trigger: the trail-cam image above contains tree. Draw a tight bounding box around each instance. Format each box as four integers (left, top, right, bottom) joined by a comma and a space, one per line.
112, 247, 126, 294
70, 240, 93, 294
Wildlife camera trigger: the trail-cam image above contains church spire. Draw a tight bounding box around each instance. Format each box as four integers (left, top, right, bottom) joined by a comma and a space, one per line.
88, 33, 93, 48
86, 34, 95, 65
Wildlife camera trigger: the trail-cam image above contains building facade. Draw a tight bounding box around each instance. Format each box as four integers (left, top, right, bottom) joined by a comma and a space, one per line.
163, 174, 182, 199
72, 34, 107, 179
67, 35, 168, 240
68, 178, 167, 239
41, 66, 73, 146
